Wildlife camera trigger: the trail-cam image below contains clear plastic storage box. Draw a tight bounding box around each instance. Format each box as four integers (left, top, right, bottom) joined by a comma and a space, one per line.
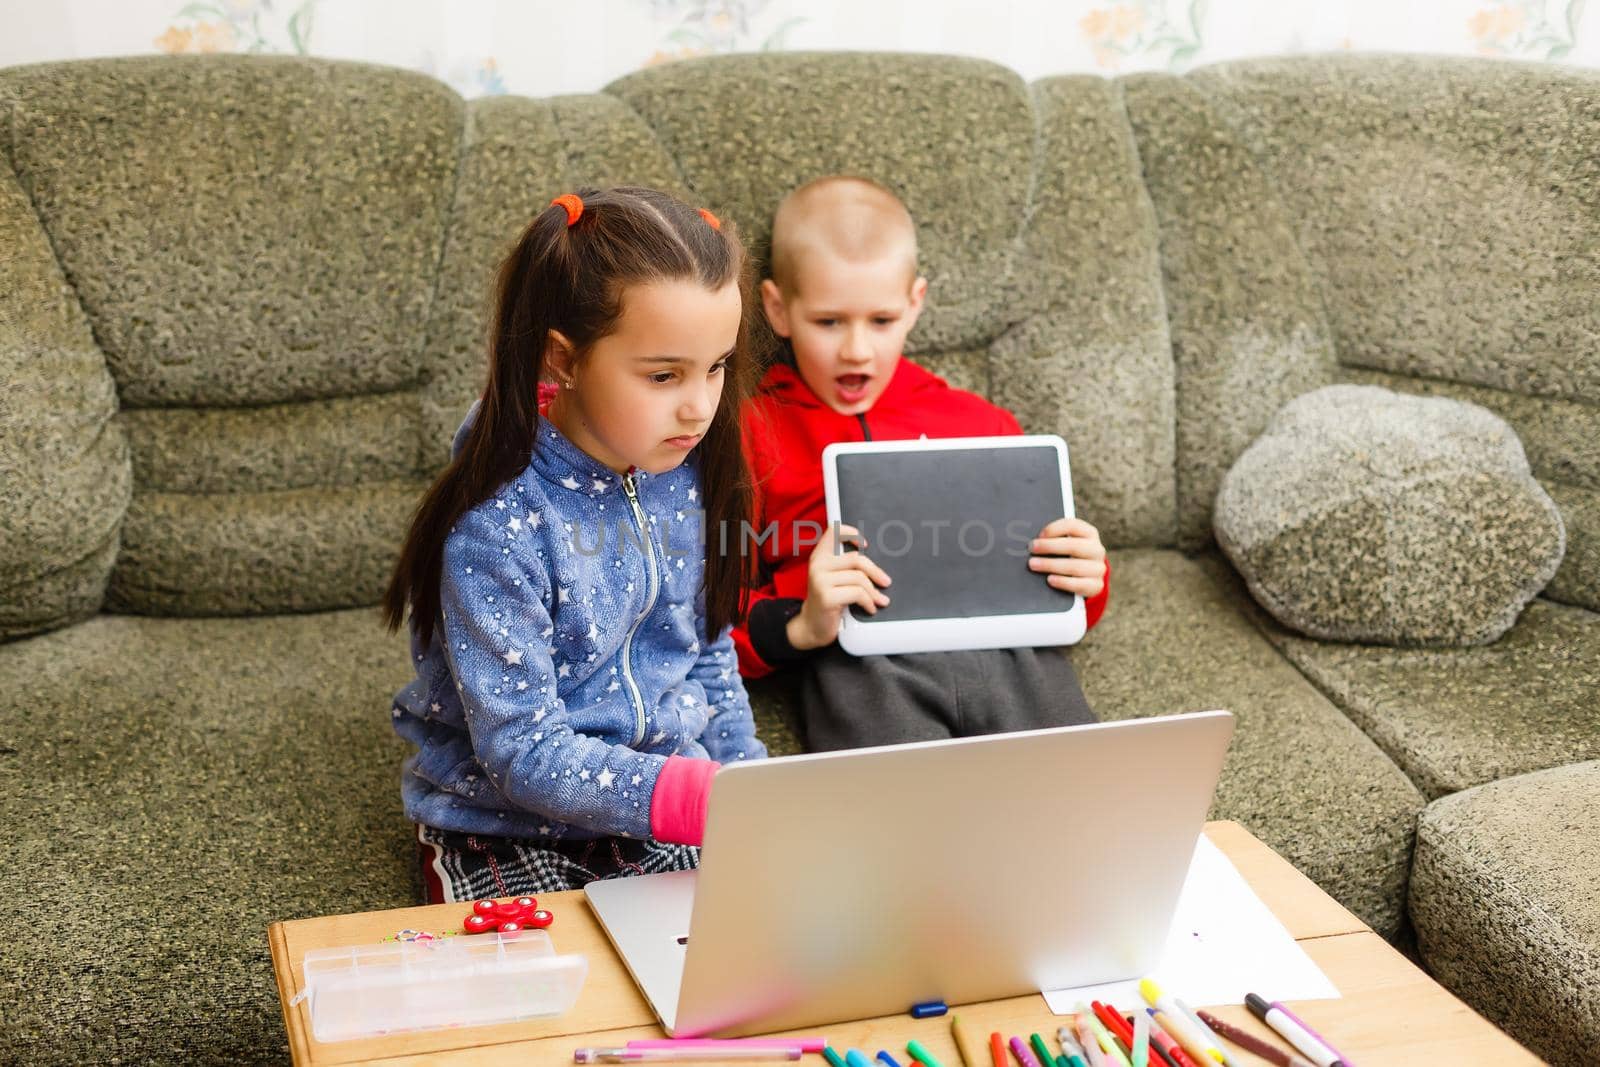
297, 930, 588, 1042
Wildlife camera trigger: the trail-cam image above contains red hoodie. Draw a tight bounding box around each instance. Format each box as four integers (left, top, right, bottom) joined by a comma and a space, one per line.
734, 357, 1110, 678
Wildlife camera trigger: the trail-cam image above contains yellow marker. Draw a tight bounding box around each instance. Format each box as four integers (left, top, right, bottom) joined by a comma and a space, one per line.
1139, 980, 1232, 1066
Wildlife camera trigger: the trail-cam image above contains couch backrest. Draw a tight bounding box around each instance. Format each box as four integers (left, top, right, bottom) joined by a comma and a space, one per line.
0, 56, 461, 618
1144, 54, 1599, 608
6, 51, 1595, 634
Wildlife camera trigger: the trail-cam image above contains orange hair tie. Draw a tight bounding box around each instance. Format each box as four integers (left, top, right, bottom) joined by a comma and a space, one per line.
551, 193, 584, 227
698, 207, 721, 230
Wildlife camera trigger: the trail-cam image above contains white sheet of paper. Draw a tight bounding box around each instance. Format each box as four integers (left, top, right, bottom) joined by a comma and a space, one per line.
1043, 836, 1341, 1013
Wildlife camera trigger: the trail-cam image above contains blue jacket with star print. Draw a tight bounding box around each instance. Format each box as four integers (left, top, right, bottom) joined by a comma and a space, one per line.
390, 404, 767, 841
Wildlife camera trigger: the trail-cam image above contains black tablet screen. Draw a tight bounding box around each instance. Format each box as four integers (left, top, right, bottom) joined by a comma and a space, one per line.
835, 444, 1075, 623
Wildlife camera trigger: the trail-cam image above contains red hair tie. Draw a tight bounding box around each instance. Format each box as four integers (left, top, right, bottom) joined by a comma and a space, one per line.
551, 193, 583, 227
698, 207, 721, 230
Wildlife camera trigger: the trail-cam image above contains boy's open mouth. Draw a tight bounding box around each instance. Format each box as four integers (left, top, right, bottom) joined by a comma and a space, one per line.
836, 374, 871, 401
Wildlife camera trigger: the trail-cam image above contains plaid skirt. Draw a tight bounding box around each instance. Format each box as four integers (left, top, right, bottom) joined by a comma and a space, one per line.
416, 823, 699, 904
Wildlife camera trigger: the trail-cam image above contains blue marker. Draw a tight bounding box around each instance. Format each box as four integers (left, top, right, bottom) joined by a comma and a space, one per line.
876, 1052, 905, 1067
910, 999, 949, 1019
845, 1052, 874, 1067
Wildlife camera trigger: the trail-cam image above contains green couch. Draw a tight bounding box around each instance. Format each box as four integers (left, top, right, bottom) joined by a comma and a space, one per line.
2, 51, 1595, 1065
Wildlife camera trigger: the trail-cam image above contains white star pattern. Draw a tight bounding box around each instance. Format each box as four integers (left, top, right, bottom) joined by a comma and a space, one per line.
561, 475, 581, 490
533, 708, 547, 723
516, 681, 529, 691
587, 622, 600, 640
596, 768, 616, 790
503, 648, 523, 666
631, 774, 643, 786
526, 510, 542, 529
556, 663, 572, 679
507, 516, 521, 533
650, 730, 668, 745
591, 479, 608, 492
687, 487, 698, 502
578, 768, 590, 781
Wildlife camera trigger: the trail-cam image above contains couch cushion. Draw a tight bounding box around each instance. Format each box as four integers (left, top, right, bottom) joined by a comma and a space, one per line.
1342, 367, 1600, 614
0, 55, 462, 408
1215, 384, 1565, 646
1261, 595, 1600, 800
0, 608, 802, 1063
105, 481, 426, 615
0, 155, 130, 641
0, 611, 417, 1062
991, 75, 1176, 548
1410, 761, 1600, 1064
0, 56, 465, 616
1188, 54, 1600, 404
1120, 72, 1336, 549
1070, 549, 1425, 937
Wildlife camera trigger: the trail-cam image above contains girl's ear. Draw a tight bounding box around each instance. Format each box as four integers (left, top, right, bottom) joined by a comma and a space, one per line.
759, 279, 793, 338
544, 330, 577, 387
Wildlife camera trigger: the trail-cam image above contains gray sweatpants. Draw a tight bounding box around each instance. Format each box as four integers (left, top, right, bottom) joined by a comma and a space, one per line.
796, 645, 1096, 753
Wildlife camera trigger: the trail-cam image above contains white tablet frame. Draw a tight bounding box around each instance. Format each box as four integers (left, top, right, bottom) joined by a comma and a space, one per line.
821, 434, 1086, 657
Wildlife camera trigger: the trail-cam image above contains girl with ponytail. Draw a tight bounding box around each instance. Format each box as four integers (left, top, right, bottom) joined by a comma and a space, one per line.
381, 187, 766, 899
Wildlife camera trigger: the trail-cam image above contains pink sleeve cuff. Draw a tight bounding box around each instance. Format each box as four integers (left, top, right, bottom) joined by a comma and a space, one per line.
649, 755, 718, 847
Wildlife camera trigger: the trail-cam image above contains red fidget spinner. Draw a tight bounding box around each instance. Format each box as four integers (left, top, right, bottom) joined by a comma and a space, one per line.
460, 895, 555, 935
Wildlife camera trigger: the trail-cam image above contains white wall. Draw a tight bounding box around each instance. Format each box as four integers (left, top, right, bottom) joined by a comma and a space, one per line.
2, 0, 1593, 98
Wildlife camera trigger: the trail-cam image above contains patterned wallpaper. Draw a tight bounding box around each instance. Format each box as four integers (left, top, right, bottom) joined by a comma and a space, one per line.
2, 0, 1592, 98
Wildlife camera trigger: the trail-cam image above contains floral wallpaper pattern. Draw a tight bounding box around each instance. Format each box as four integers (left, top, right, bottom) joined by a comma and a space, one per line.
1, 1, 1594, 98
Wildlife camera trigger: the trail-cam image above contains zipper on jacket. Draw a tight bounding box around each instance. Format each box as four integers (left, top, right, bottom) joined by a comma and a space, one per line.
856, 413, 872, 441
619, 470, 659, 747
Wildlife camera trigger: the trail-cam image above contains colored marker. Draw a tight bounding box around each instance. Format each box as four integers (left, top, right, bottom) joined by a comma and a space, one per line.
912, 1000, 949, 1019
824, 1048, 848, 1067
847, 1052, 875, 1067
1142, 1013, 1198, 1067
1090, 1001, 1137, 1053
1131, 1013, 1150, 1067
1031, 1033, 1056, 1067
1078, 1004, 1133, 1067
907, 1038, 943, 1067
1010, 1036, 1046, 1067
1197, 1011, 1317, 1067
989, 1032, 1007, 1067
950, 1015, 977, 1067
1138, 981, 1222, 1066
878, 1051, 905, 1067
1074, 1017, 1111, 1067
1055, 1026, 1091, 1067
1172, 995, 1241, 1067
1245, 995, 1352, 1067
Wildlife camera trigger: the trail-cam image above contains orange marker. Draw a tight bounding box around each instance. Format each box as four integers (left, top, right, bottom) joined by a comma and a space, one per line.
989, 1032, 1007, 1067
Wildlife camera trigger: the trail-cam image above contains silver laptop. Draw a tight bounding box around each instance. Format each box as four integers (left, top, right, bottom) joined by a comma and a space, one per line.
586, 709, 1234, 1037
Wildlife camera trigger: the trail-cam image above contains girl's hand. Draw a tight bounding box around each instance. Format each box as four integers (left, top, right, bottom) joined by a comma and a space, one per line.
1027, 516, 1107, 598
786, 524, 893, 652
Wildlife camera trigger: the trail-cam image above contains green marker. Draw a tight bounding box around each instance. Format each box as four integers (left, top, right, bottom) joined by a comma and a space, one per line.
1030, 1033, 1055, 1067
823, 1047, 849, 1067
906, 1038, 943, 1067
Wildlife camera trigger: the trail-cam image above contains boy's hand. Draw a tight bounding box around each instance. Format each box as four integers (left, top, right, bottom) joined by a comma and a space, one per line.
787, 524, 892, 652
1027, 517, 1107, 598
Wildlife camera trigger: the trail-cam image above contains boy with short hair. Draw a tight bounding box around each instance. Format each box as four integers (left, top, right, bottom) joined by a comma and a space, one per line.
734, 175, 1110, 751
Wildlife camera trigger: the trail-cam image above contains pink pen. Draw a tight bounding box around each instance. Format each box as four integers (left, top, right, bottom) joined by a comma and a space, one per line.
575, 1048, 802, 1063
626, 1039, 825, 1053
1009, 1035, 1045, 1067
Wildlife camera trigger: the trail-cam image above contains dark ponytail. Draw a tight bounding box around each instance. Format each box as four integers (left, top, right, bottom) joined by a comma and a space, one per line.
381, 186, 757, 647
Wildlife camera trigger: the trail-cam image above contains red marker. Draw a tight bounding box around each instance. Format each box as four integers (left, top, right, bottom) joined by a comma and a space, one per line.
988, 1032, 1006, 1067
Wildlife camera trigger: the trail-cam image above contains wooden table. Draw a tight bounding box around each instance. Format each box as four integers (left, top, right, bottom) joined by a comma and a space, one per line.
268, 821, 1536, 1065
